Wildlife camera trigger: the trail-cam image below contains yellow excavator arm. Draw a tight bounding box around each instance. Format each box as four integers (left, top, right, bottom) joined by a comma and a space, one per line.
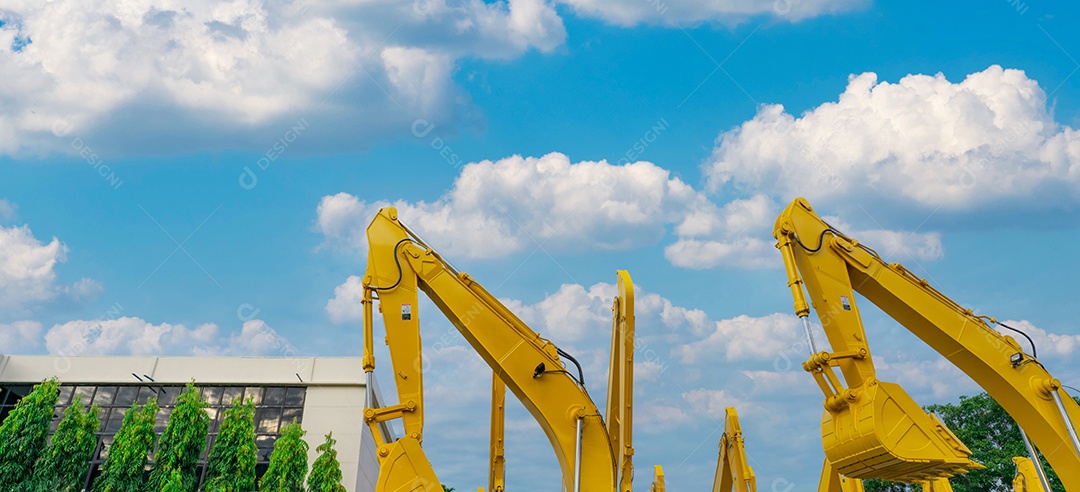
1013, 457, 1049, 492
774, 197, 1080, 486
607, 270, 636, 492
489, 374, 506, 492
712, 407, 757, 492
650, 465, 665, 492
818, 459, 864, 492
362, 207, 617, 492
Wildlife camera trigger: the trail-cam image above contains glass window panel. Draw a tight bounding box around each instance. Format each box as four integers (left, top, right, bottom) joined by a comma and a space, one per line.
263, 387, 285, 406
93, 386, 117, 406
200, 436, 213, 460
114, 386, 138, 407
244, 387, 263, 405
97, 436, 114, 460
201, 386, 223, 406
7, 385, 32, 401
255, 435, 276, 461
73, 386, 95, 406
255, 462, 269, 482
221, 387, 243, 406
104, 407, 125, 423
94, 409, 109, 432
256, 408, 281, 434
281, 407, 302, 426
136, 386, 158, 404
284, 387, 305, 406
106, 415, 124, 433
155, 408, 170, 433
57, 386, 74, 406
158, 386, 180, 407
204, 408, 218, 422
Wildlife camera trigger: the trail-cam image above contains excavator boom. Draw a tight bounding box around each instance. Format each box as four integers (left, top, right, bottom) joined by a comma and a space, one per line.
362, 207, 617, 492
774, 197, 1080, 487
489, 374, 506, 492
712, 407, 757, 492
606, 270, 636, 492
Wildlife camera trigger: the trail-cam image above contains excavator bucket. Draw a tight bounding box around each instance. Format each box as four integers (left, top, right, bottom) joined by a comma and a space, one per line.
821, 379, 982, 481
376, 437, 444, 492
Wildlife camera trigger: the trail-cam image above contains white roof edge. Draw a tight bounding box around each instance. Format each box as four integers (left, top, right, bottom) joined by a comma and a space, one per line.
0, 355, 365, 386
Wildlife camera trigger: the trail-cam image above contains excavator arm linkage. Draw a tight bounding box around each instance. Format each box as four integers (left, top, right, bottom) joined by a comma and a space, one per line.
362, 207, 617, 492
774, 197, 1080, 487
712, 407, 757, 492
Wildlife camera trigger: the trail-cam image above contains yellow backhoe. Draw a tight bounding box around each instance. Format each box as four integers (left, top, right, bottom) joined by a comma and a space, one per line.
361, 206, 633, 492
774, 197, 1080, 489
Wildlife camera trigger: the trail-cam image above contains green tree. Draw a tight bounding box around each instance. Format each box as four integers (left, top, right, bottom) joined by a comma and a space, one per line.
307, 432, 345, 492
0, 378, 61, 489
862, 392, 1070, 492
161, 469, 185, 492
146, 383, 209, 491
93, 398, 159, 492
203, 398, 257, 492
441, 486, 456, 492
30, 398, 101, 492
260, 421, 309, 492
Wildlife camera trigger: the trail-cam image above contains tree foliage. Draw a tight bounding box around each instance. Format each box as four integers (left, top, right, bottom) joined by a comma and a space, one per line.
862, 392, 1069, 492
203, 398, 257, 492
161, 469, 185, 492
260, 421, 309, 492
30, 398, 101, 492
93, 398, 159, 492
0, 378, 60, 489
147, 382, 209, 491
308, 432, 346, 492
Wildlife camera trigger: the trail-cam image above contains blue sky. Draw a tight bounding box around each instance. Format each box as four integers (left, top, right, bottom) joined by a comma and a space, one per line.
2, 0, 1080, 489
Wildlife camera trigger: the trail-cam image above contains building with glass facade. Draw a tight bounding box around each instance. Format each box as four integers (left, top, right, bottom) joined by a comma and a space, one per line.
0, 355, 384, 492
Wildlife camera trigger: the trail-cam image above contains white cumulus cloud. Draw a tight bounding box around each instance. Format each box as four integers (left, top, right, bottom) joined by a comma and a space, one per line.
705, 65, 1080, 211
675, 312, 802, 363
42, 316, 294, 356
0, 225, 65, 310
681, 388, 752, 420
0, 0, 565, 155
325, 275, 364, 324
558, 0, 865, 27
0, 224, 100, 315
0, 199, 15, 222
0, 320, 44, 352
997, 319, 1080, 358
665, 194, 780, 269
317, 152, 719, 260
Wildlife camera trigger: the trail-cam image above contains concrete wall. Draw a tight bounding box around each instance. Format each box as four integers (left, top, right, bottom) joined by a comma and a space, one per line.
0, 355, 378, 492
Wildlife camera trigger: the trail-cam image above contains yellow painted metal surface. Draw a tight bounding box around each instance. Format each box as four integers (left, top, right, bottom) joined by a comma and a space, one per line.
489, 374, 505, 492
712, 407, 757, 492
774, 197, 1080, 487
1012, 457, 1047, 492
650, 465, 665, 492
363, 207, 616, 492
606, 270, 636, 492
817, 459, 865, 492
